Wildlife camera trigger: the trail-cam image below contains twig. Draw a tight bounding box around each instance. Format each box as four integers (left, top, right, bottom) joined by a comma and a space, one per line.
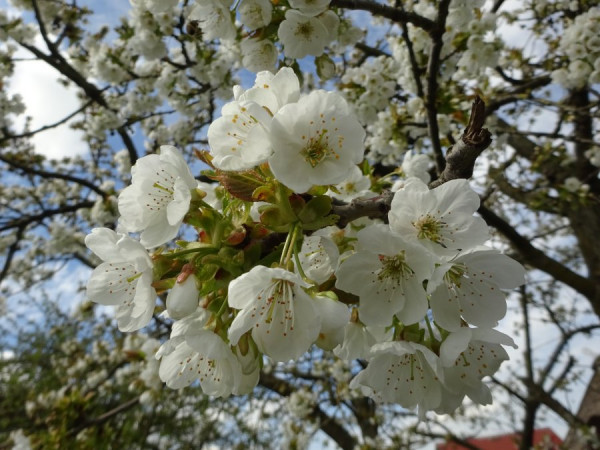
429, 96, 492, 188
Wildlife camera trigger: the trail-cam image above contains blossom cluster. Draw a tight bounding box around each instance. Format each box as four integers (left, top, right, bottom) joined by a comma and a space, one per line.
552, 6, 600, 88
182, 0, 346, 72
84, 68, 525, 416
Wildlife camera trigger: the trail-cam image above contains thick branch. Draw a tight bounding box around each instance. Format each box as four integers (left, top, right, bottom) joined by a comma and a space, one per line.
0, 226, 24, 284
429, 97, 492, 188
330, 0, 436, 31
425, 0, 452, 174
478, 205, 597, 302
331, 190, 394, 228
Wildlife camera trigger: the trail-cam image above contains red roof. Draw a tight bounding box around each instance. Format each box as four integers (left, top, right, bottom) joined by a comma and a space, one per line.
436, 428, 563, 450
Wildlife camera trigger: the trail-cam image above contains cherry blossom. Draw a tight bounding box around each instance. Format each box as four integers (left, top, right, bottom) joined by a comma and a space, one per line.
389, 178, 490, 255
85, 228, 156, 332
117, 145, 197, 249
427, 248, 526, 331
335, 224, 434, 326
277, 10, 330, 59
227, 266, 321, 362
350, 341, 444, 416
269, 90, 365, 193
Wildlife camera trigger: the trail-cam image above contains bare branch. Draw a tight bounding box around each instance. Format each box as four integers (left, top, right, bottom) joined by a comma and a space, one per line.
330, 0, 436, 31
478, 205, 597, 305
0, 99, 94, 144
0, 153, 107, 198
331, 190, 394, 228
425, 0, 452, 174
429, 97, 493, 188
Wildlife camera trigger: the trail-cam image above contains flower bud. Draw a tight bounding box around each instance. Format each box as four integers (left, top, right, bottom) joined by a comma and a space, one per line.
166, 275, 199, 320
316, 54, 336, 80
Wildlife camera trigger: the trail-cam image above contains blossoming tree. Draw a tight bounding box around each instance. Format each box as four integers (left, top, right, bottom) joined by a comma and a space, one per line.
1, 0, 600, 448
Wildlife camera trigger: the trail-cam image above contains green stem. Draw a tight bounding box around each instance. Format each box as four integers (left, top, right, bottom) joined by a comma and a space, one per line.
284, 223, 300, 265
293, 239, 310, 282
216, 296, 229, 318
163, 246, 217, 258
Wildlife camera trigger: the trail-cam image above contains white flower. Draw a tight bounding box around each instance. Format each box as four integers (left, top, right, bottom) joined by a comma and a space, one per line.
233, 67, 300, 115
333, 322, 377, 360
289, 0, 331, 16
238, 0, 272, 30
427, 248, 526, 331
297, 235, 339, 284
436, 327, 516, 413
188, 0, 236, 41
313, 294, 350, 350
350, 341, 443, 416
207, 99, 272, 171
232, 344, 261, 395
166, 274, 199, 320
564, 176, 582, 192
389, 178, 490, 255
118, 145, 197, 249
227, 266, 321, 362
85, 228, 156, 332
401, 153, 431, 183
9, 430, 31, 450
269, 90, 365, 193
278, 10, 329, 59
318, 10, 339, 41
157, 329, 242, 396
335, 224, 433, 326
241, 38, 278, 73
327, 165, 373, 202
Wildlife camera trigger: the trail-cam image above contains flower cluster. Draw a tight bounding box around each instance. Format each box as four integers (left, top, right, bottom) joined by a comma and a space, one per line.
552, 6, 600, 88
84, 68, 524, 416
184, 0, 341, 73
208, 67, 365, 193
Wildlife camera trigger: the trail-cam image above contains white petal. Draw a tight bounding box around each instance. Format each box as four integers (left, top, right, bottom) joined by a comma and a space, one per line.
85, 228, 121, 262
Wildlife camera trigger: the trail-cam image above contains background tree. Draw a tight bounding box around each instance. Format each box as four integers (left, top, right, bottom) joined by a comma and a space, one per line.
0, 0, 599, 448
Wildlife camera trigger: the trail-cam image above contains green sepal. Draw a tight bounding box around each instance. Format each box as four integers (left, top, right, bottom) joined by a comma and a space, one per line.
298, 195, 332, 224
259, 205, 296, 231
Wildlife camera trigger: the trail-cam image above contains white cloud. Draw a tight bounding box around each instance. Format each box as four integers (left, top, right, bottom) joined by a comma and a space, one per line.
8, 47, 87, 160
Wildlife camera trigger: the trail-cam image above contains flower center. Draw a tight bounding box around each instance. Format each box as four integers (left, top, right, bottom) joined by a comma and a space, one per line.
412, 213, 445, 245
443, 263, 466, 288
377, 252, 413, 281
264, 279, 293, 323
296, 22, 314, 39
301, 129, 337, 168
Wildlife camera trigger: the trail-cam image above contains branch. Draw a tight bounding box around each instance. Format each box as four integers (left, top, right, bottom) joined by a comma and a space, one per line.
0, 226, 24, 284
259, 371, 357, 450
478, 205, 597, 303
330, 98, 493, 226
0, 201, 95, 233
66, 395, 140, 437
429, 96, 493, 188
330, 0, 436, 31
0, 153, 107, 198
331, 190, 394, 228
0, 99, 94, 144
425, 0, 452, 174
